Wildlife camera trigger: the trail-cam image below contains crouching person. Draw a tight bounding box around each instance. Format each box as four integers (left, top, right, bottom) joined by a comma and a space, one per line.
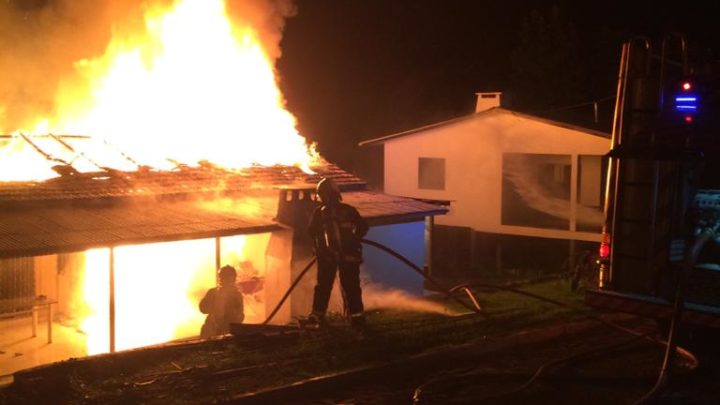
199, 265, 244, 338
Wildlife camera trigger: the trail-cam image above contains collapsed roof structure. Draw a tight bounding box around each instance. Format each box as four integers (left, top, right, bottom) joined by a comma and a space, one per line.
0, 134, 445, 259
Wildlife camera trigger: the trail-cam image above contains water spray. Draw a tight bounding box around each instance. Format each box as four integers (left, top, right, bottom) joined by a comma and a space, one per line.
262, 238, 484, 326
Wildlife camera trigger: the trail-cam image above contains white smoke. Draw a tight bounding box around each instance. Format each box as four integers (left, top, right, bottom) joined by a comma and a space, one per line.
504, 154, 603, 225
362, 283, 455, 315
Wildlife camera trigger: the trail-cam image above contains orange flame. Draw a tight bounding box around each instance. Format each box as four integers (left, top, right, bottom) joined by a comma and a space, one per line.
1, 0, 317, 181
80, 234, 268, 355
0, 134, 59, 181
0, 0, 312, 353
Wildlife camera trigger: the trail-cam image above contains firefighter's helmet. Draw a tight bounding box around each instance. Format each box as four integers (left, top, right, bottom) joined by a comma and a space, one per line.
218, 265, 237, 281
316, 177, 342, 203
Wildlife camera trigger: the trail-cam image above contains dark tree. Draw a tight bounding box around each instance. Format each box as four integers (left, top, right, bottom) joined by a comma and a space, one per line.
510, 6, 586, 111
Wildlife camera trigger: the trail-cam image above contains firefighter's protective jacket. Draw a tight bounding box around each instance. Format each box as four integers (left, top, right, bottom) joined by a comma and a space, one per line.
308, 202, 369, 263
199, 286, 244, 338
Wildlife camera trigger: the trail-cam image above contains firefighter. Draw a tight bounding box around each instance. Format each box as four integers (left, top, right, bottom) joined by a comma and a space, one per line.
307, 177, 369, 329
199, 265, 245, 338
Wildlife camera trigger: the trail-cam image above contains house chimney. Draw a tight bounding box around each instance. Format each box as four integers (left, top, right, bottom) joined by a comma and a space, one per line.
475, 92, 502, 113
274, 187, 318, 229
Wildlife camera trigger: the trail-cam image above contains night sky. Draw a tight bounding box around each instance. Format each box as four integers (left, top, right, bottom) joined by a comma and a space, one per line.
277, 0, 720, 169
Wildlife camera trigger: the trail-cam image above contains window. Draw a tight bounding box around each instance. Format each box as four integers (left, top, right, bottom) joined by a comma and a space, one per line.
501, 153, 571, 230
0, 257, 35, 302
578, 155, 602, 208
576, 155, 607, 232
418, 158, 445, 190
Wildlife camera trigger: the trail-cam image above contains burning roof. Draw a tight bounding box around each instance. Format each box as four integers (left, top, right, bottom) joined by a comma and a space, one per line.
0, 135, 362, 203
0, 0, 446, 260
0, 134, 445, 259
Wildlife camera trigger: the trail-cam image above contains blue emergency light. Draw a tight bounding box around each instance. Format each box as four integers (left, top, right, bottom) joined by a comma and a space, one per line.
675, 80, 698, 122
675, 96, 697, 110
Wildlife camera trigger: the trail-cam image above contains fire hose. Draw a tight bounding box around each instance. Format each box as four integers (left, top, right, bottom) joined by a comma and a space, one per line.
634, 224, 718, 405
412, 279, 700, 404
262, 238, 484, 325
412, 227, 714, 404
360, 239, 485, 315
259, 235, 702, 403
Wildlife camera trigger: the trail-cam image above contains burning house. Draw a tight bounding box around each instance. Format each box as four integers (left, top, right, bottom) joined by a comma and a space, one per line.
0, 0, 445, 376
0, 136, 444, 375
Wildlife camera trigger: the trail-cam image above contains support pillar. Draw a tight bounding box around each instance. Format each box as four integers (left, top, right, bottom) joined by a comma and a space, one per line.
469, 229, 477, 273
424, 216, 434, 277
569, 154, 579, 272
109, 247, 116, 353
215, 237, 221, 285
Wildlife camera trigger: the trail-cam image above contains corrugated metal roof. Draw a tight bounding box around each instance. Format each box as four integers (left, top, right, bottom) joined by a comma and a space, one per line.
0, 196, 280, 259
1, 134, 366, 203
0, 135, 446, 258
344, 191, 447, 225
0, 190, 446, 259
0, 161, 364, 204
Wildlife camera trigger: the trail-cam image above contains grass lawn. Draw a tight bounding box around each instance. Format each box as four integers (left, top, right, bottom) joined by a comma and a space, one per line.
1, 279, 598, 404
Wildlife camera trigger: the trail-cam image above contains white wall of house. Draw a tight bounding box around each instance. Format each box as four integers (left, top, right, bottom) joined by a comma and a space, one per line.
383, 108, 610, 242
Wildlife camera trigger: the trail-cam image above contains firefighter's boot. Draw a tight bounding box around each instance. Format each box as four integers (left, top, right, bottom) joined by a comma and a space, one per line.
301, 312, 325, 329
350, 313, 366, 330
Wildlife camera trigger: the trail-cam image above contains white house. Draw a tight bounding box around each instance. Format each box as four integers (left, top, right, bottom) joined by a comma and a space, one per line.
360, 93, 611, 278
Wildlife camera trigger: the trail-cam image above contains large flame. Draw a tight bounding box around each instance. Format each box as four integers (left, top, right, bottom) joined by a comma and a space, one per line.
0, 0, 316, 181
82, 240, 216, 354
80, 234, 268, 355
0, 135, 60, 181
0, 0, 308, 354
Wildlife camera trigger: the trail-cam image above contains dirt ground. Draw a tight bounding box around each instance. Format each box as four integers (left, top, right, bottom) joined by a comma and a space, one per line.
290, 320, 720, 405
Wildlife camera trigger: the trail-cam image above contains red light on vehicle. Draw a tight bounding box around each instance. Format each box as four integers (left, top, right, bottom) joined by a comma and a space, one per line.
682, 82, 692, 91
599, 232, 611, 259
684, 115, 693, 123
599, 243, 610, 258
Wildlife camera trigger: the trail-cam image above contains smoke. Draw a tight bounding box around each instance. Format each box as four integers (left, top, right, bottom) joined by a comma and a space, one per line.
504, 154, 603, 226
0, 0, 138, 131
0, 0, 296, 132
225, 0, 296, 62
362, 283, 455, 315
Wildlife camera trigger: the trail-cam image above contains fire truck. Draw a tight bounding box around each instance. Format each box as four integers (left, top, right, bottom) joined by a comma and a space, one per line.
585, 34, 720, 329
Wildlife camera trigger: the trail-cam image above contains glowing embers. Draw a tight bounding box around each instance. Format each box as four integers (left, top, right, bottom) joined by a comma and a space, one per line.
0, 134, 142, 182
